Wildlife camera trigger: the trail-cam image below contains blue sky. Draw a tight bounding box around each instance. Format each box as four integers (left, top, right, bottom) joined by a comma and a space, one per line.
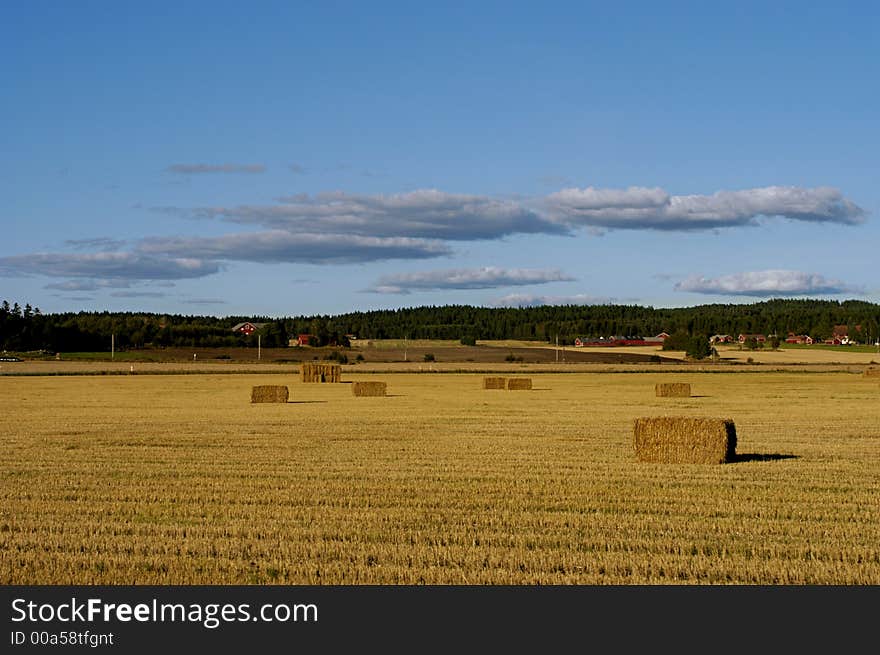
2, 1, 878, 316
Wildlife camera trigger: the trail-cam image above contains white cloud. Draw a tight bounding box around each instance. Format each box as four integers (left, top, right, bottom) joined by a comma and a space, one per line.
185, 189, 566, 240
0, 252, 220, 281
160, 185, 865, 239
674, 270, 863, 296
138, 231, 451, 264
366, 266, 574, 294
546, 185, 865, 230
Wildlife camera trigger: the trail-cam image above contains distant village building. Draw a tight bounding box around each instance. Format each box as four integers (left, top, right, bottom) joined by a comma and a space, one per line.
738, 334, 766, 344
830, 324, 861, 345
710, 334, 733, 344
574, 333, 670, 347
785, 333, 814, 345
296, 334, 313, 346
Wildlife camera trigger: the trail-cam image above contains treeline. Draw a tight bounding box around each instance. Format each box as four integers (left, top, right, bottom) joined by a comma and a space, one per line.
2, 298, 879, 353
0, 301, 289, 352
284, 299, 880, 345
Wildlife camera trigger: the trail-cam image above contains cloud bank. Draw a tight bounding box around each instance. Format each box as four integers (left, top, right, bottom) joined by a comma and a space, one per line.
161, 185, 864, 240
366, 266, 574, 294
546, 186, 865, 230
139, 231, 451, 265
0, 252, 220, 281
187, 189, 566, 240
674, 270, 862, 296
2, 184, 865, 291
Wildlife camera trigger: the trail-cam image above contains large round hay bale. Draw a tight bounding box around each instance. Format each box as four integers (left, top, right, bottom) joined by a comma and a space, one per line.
482, 377, 507, 389
633, 416, 736, 464
352, 381, 387, 397
506, 378, 532, 390
251, 385, 289, 403
655, 382, 691, 397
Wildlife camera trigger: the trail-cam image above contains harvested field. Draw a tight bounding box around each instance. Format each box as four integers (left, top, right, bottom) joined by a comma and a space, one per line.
482, 377, 507, 389
633, 416, 736, 464
2, 372, 879, 584
250, 385, 289, 403
352, 381, 387, 397
656, 383, 691, 397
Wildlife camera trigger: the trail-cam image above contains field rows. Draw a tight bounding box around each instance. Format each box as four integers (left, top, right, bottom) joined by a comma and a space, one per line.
2, 372, 879, 584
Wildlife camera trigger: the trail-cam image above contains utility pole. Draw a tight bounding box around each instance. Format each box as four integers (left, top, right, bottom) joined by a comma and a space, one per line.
556, 334, 559, 363
258, 334, 261, 361
111, 333, 114, 360
404, 335, 408, 362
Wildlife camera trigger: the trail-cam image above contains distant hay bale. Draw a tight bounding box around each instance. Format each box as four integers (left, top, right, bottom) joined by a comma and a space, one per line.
482, 376, 507, 389
633, 416, 737, 464
251, 385, 289, 403
506, 378, 532, 390
352, 381, 387, 397
301, 362, 342, 383
656, 382, 691, 397
864, 367, 880, 378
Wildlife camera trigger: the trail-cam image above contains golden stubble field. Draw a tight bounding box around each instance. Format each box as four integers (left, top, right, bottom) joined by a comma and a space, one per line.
1, 371, 878, 584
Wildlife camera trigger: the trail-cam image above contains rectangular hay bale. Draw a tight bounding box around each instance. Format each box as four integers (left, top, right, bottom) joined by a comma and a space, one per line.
352, 381, 387, 397
506, 378, 532, 390
633, 416, 737, 464
301, 362, 342, 383
482, 376, 507, 389
655, 382, 691, 397
251, 385, 289, 403
864, 367, 880, 378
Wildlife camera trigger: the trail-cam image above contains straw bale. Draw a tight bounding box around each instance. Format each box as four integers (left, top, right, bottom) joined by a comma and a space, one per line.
655, 382, 691, 397
864, 367, 880, 378
301, 362, 342, 383
506, 378, 532, 390
483, 377, 507, 389
633, 416, 736, 464
251, 385, 289, 403
352, 381, 387, 397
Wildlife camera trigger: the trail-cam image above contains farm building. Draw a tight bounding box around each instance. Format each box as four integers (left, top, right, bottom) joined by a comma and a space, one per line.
785, 333, 814, 345
574, 333, 670, 347
830, 325, 860, 345
738, 333, 766, 344
295, 334, 313, 346
231, 322, 268, 336
710, 334, 734, 344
